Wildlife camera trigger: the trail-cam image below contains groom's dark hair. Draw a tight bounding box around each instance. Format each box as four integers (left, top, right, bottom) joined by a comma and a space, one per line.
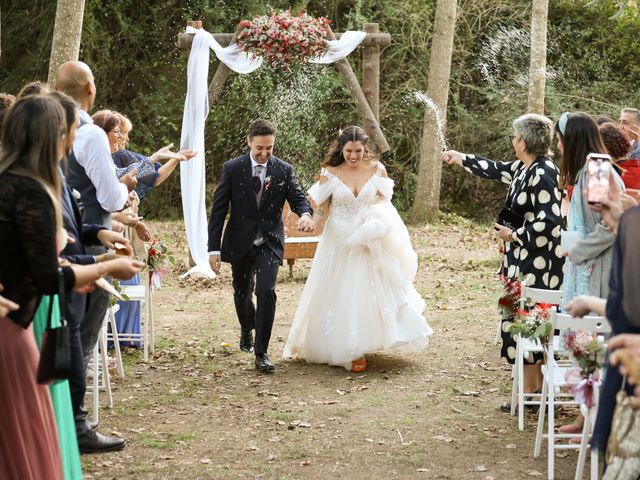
248, 119, 276, 139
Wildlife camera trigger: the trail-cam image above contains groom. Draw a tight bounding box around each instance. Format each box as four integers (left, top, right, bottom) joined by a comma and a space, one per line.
208, 119, 314, 372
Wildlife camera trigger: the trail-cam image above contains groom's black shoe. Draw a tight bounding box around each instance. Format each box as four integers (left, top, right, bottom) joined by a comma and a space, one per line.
255, 353, 275, 373
240, 330, 254, 353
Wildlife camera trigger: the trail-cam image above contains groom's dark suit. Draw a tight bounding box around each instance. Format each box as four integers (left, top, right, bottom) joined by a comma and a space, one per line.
208, 152, 312, 355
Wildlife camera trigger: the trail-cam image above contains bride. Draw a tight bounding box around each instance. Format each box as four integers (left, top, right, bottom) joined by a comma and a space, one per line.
283, 126, 432, 372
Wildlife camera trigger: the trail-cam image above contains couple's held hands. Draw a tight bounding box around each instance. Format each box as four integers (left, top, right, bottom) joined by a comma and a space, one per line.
442, 150, 464, 167
150, 143, 197, 163
297, 215, 315, 233
209, 254, 221, 275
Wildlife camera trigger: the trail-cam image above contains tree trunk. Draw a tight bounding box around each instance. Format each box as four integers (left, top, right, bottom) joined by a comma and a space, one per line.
47, 0, 86, 86
528, 0, 549, 115
409, 0, 457, 224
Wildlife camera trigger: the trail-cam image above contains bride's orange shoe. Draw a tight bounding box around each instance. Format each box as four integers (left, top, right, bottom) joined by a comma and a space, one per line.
351, 357, 366, 372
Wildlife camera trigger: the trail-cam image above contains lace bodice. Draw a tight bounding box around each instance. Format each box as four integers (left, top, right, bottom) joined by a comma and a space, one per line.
308, 164, 394, 225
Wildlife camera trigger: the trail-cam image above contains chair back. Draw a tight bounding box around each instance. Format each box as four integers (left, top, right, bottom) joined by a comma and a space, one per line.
520, 286, 563, 309
551, 310, 612, 335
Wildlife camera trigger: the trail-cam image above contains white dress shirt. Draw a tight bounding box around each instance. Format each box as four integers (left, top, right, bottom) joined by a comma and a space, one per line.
73, 110, 128, 213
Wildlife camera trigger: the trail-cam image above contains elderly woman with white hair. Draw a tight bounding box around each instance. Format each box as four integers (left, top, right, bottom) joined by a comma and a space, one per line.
442, 114, 564, 410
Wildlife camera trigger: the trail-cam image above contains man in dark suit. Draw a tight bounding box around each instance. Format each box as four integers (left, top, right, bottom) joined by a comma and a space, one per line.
208, 119, 314, 372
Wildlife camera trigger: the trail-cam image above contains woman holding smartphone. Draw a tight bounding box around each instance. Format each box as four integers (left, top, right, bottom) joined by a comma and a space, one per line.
555, 112, 624, 303
443, 113, 564, 409
554, 111, 625, 436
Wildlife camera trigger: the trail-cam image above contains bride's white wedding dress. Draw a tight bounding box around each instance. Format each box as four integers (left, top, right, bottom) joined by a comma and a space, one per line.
283, 163, 432, 369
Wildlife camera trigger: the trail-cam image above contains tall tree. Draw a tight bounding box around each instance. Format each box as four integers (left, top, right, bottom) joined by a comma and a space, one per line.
47, 0, 86, 85
410, 0, 457, 223
527, 0, 549, 114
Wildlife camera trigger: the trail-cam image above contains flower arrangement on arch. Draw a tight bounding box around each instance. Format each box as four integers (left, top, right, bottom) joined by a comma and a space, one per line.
508, 303, 553, 344
146, 239, 175, 272
562, 329, 606, 408
236, 10, 331, 69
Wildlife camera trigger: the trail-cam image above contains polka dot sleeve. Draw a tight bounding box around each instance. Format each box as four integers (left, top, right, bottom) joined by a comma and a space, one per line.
462, 154, 521, 186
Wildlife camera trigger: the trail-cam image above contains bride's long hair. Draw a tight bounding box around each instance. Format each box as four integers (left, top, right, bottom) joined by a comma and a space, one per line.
322, 126, 372, 167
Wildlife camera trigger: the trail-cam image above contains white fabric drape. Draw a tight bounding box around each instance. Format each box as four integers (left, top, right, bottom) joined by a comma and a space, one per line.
179, 29, 216, 279
179, 27, 366, 278
310, 30, 367, 64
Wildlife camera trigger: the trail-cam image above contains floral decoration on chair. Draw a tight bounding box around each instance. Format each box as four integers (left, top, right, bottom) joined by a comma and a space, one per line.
237, 10, 331, 69
508, 303, 553, 344
498, 276, 522, 316
562, 330, 606, 408
146, 239, 174, 273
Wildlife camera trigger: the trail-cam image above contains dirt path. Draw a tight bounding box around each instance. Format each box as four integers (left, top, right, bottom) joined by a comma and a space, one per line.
82, 217, 579, 479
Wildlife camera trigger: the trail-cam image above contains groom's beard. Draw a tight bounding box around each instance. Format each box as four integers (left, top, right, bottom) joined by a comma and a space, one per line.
255, 153, 271, 163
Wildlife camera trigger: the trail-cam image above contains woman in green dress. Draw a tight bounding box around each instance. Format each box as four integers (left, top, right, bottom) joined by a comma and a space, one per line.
33, 294, 82, 480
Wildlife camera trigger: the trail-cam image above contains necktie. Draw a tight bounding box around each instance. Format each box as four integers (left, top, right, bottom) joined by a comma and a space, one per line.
253, 165, 264, 195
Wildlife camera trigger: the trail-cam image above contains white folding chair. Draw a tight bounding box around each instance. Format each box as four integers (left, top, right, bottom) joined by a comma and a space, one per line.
510, 286, 563, 431
87, 305, 121, 423
575, 394, 601, 480
533, 310, 611, 480
108, 270, 154, 362
106, 305, 125, 378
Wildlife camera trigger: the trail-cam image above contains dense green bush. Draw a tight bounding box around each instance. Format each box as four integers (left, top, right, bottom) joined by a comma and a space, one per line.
1, 0, 639, 221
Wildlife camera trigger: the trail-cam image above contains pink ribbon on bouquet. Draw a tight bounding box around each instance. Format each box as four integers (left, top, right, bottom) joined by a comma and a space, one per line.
572, 374, 601, 409
149, 269, 166, 289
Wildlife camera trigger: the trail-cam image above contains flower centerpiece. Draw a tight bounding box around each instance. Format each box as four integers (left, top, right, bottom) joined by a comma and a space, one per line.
146, 239, 175, 272
498, 276, 522, 316
236, 10, 331, 69
508, 303, 553, 344
562, 329, 606, 408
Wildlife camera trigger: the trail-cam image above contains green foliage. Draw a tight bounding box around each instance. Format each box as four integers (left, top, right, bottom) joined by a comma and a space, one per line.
1, 0, 639, 220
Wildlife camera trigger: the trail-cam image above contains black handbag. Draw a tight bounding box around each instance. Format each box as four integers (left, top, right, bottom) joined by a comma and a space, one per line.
496, 207, 525, 231
36, 269, 72, 385
496, 194, 525, 231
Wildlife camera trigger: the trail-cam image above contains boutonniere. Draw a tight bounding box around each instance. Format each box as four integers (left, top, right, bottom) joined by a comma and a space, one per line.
264, 176, 272, 191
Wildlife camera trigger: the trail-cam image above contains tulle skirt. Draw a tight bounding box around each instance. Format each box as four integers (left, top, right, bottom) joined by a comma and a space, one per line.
284, 201, 432, 369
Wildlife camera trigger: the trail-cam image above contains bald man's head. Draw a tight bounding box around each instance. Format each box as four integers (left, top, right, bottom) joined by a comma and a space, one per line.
54, 61, 95, 110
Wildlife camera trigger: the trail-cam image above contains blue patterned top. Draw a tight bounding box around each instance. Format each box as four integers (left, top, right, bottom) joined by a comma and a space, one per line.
112, 149, 161, 200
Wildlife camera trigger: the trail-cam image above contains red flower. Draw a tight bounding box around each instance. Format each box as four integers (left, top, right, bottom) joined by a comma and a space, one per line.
240, 20, 252, 28
149, 249, 156, 255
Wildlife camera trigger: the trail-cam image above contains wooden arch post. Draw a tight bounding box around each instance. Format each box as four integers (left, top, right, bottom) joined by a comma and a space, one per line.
362, 23, 381, 157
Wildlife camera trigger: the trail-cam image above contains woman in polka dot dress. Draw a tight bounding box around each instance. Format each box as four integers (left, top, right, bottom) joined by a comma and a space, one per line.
443, 114, 564, 400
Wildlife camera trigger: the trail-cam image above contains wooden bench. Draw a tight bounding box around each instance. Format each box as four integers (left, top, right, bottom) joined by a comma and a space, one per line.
282, 198, 326, 276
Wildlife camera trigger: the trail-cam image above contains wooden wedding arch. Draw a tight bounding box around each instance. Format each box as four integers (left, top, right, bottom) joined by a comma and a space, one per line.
177, 20, 391, 152
177, 20, 391, 273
